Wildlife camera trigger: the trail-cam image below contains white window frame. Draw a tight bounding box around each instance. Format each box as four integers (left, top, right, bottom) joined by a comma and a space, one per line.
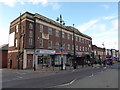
68, 44, 70, 50
40, 39, 43, 48
29, 38, 33, 46
29, 31, 33, 37
48, 27, 52, 35
16, 25, 18, 32
48, 40, 52, 49
56, 30, 59, 37
62, 32, 65, 38
40, 24, 43, 33
29, 23, 33, 29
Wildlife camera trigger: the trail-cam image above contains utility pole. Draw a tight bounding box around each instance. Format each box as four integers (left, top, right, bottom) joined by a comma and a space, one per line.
73, 24, 76, 69
56, 14, 65, 70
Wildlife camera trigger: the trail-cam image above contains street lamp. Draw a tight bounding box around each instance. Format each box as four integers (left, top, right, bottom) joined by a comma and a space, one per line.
56, 14, 65, 70
72, 24, 77, 69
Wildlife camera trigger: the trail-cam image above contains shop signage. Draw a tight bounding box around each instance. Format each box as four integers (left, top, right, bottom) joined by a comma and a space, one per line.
56, 51, 68, 54
35, 49, 55, 54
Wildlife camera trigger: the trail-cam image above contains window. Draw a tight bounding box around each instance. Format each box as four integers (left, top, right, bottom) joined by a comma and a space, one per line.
85, 47, 87, 51
16, 25, 18, 32
80, 46, 81, 51
76, 36, 78, 41
29, 31, 33, 37
88, 47, 89, 51
83, 47, 84, 51
76, 45, 78, 51
62, 32, 65, 38
68, 44, 70, 50
48, 27, 52, 35
56, 42, 60, 49
29, 23, 33, 29
67, 33, 70, 39
79, 37, 81, 42
40, 24, 43, 33
56, 30, 59, 37
63, 43, 65, 49
72, 45, 74, 50
15, 39, 18, 47
40, 39, 43, 48
48, 40, 52, 48
29, 38, 33, 45
72, 35, 73, 40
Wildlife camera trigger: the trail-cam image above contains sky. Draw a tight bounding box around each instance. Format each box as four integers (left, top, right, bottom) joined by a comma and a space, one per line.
0, 0, 119, 50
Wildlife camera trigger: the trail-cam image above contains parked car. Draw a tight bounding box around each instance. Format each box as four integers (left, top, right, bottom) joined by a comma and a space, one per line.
106, 58, 113, 65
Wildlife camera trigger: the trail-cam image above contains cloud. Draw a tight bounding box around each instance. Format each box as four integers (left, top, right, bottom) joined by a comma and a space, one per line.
100, 4, 110, 9
102, 16, 117, 20
76, 19, 99, 32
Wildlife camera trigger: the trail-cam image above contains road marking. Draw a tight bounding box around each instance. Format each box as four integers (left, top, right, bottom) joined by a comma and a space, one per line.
89, 73, 94, 77
52, 79, 76, 87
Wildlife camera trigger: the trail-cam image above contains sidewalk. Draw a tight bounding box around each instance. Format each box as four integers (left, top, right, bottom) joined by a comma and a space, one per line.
2, 64, 101, 73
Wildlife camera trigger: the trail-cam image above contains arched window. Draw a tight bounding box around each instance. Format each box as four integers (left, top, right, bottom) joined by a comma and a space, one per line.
29, 23, 33, 29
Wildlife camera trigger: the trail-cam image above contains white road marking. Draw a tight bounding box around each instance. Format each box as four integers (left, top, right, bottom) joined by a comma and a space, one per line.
89, 73, 94, 77
52, 79, 76, 87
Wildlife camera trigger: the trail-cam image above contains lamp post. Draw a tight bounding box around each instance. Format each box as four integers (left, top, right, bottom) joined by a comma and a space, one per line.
72, 24, 77, 69
56, 14, 65, 70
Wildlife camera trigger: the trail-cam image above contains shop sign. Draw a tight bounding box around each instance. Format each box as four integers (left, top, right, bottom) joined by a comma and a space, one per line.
35, 49, 55, 54
55, 51, 68, 54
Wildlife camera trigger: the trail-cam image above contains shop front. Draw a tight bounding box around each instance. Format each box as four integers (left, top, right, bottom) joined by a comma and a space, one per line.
35, 49, 55, 69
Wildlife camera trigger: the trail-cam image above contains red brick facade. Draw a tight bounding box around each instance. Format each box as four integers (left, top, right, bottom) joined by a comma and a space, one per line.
8, 12, 92, 69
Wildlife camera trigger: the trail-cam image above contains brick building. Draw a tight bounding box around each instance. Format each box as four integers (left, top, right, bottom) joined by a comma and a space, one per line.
0, 44, 8, 68
92, 45, 105, 62
8, 12, 92, 69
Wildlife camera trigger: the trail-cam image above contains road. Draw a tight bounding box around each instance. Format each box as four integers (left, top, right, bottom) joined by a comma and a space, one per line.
1, 63, 120, 88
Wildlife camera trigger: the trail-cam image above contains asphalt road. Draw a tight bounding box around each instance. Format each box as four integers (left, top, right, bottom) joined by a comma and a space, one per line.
2, 63, 120, 88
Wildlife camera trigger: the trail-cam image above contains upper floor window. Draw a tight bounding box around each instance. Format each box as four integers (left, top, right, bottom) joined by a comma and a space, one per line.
68, 44, 70, 50
16, 25, 18, 32
83, 47, 84, 51
40, 39, 43, 48
85, 47, 87, 51
15, 39, 18, 47
48, 40, 52, 49
29, 23, 33, 29
76, 45, 78, 51
67, 33, 70, 39
72, 35, 73, 40
76, 36, 78, 41
40, 24, 43, 33
56, 42, 60, 49
29, 31, 33, 37
79, 46, 81, 51
48, 27, 52, 35
72, 45, 74, 50
29, 38, 33, 46
62, 32, 65, 38
56, 30, 60, 37
63, 43, 65, 49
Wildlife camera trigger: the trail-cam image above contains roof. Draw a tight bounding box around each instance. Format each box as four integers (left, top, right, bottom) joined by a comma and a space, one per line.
0, 44, 8, 50
10, 11, 92, 40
